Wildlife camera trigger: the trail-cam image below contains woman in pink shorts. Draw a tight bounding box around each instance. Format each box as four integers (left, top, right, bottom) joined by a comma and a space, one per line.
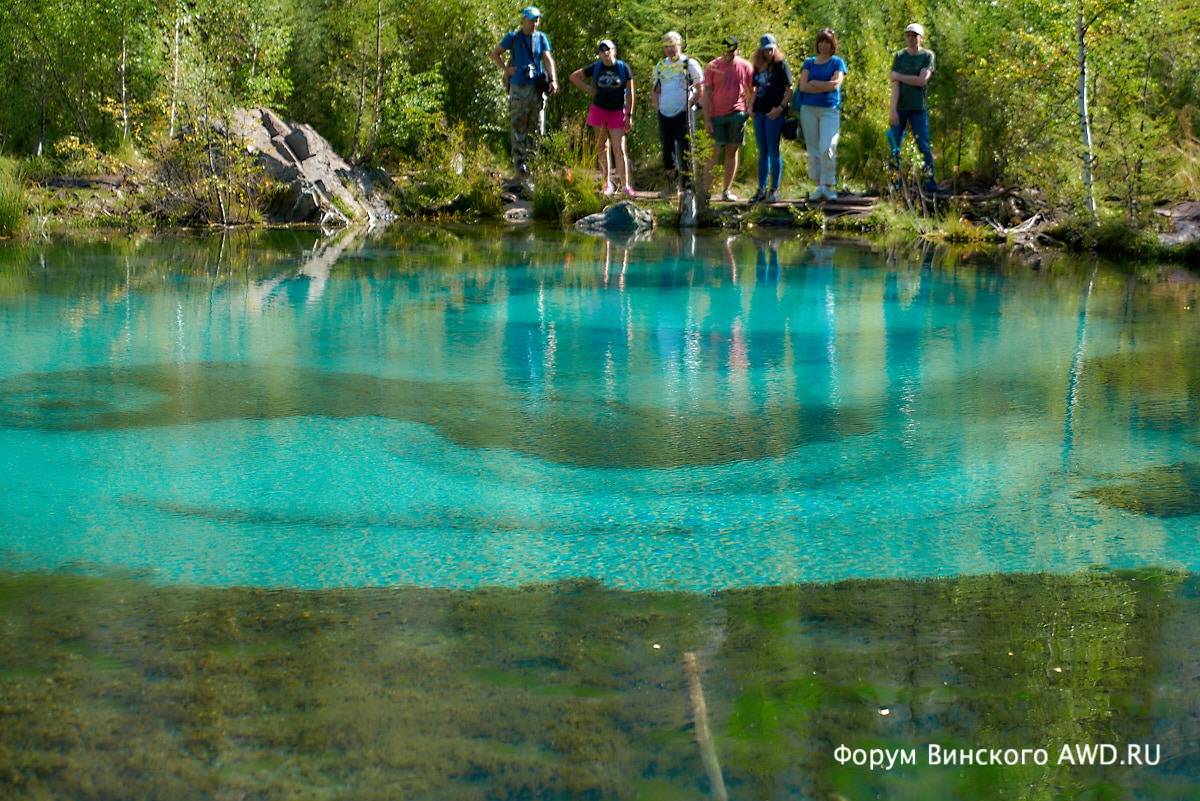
570, 39, 636, 196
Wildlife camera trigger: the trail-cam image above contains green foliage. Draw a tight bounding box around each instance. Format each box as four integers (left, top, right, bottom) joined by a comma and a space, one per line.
376, 60, 450, 161
1050, 213, 1163, 258
0, 157, 25, 237
0, 0, 1197, 221
148, 131, 268, 226
532, 171, 603, 222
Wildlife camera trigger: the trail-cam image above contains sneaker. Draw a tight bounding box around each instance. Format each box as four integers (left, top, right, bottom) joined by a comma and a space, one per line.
749, 188, 767, 203
766, 189, 779, 203
602, 182, 616, 197
623, 185, 637, 199
721, 190, 739, 202
822, 186, 838, 201
809, 187, 825, 202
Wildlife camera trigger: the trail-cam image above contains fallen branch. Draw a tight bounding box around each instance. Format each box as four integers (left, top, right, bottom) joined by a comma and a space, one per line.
683, 651, 728, 801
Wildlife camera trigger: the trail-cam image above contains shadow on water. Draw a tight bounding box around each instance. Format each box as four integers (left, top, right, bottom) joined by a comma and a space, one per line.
0, 363, 874, 469
0, 569, 1197, 800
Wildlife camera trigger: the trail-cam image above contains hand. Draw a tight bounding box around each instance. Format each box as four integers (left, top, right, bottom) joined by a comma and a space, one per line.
504, 66, 517, 78
589, 88, 598, 99
549, 80, 559, 95
767, 106, 783, 120
889, 110, 900, 126
624, 115, 633, 132
705, 120, 714, 135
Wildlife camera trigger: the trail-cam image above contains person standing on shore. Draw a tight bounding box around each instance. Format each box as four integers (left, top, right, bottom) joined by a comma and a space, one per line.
571, 39, 636, 197
652, 31, 704, 198
491, 6, 558, 178
703, 36, 755, 202
887, 22, 936, 192
795, 28, 847, 201
749, 34, 793, 203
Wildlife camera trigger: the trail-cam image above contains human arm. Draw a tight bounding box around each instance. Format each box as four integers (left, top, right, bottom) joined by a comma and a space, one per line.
569, 66, 595, 97
741, 70, 754, 112
490, 43, 515, 77
889, 80, 900, 126
542, 50, 558, 94
767, 61, 793, 118
891, 68, 931, 87
625, 78, 636, 131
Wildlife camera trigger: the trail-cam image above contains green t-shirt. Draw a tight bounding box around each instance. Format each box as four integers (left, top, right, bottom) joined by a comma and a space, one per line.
892, 48, 935, 112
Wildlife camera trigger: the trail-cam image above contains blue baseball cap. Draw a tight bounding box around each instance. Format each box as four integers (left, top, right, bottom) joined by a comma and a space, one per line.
759, 33, 777, 49
521, 6, 541, 19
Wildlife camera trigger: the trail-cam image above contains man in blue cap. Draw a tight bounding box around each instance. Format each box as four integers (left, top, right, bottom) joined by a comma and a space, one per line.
491, 6, 558, 177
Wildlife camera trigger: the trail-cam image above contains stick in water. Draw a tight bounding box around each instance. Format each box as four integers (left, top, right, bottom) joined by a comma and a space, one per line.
683, 651, 728, 801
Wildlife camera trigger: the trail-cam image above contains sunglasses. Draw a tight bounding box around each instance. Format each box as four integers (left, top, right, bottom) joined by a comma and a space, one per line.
598, 45, 612, 52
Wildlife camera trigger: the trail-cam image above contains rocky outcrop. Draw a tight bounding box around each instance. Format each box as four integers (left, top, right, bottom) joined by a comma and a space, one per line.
575, 201, 654, 234
229, 107, 394, 227
1155, 201, 1200, 247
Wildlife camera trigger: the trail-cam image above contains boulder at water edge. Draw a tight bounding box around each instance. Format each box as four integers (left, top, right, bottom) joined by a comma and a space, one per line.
575, 201, 654, 233
229, 107, 395, 226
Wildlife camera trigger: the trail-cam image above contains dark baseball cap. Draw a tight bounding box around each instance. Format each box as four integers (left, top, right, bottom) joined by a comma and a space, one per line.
722, 35, 739, 49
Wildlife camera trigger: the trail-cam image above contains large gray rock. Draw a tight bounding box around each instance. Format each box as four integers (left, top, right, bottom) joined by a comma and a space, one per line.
1156, 201, 1200, 247
230, 107, 395, 226
575, 200, 654, 233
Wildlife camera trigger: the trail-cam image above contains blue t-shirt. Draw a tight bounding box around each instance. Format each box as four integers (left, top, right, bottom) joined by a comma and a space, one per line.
584, 60, 633, 111
796, 56, 847, 108
500, 30, 552, 86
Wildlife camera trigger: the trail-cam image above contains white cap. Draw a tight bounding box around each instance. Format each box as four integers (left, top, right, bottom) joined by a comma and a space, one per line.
662, 31, 682, 45
905, 23, 925, 36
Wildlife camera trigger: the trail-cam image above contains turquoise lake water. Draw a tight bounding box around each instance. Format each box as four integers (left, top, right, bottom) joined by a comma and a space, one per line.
1, 229, 1197, 589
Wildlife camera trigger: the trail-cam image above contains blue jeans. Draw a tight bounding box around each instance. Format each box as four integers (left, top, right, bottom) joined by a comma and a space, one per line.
754, 112, 785, 191
887, 109, 935, 179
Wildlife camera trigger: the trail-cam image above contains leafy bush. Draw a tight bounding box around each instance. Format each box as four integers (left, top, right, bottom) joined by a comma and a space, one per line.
148, 132, 268, 226
1050, 213, 1161, 258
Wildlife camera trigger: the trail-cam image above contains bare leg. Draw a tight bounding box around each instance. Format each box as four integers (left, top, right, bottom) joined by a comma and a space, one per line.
723, 146, 740, 194
609, 128, 630, 191
594, 127, 611, 189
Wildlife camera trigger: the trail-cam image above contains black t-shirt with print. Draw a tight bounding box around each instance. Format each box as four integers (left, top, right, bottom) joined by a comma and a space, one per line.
752, 59, 794, 114
584, 60, 633, 111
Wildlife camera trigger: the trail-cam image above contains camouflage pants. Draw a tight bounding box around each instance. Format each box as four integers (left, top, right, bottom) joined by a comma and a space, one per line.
508, 83, 545, 167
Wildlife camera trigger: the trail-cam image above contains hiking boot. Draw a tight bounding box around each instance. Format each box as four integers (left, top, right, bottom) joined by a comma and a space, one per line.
749, 188, 767, 203
822, 186, 838, 201
809, 187, 825, 202
766, 189, 779, 203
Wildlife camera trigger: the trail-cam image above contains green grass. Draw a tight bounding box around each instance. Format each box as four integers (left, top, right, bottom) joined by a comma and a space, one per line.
531, 171, 603, 223
0, 156, 25, 237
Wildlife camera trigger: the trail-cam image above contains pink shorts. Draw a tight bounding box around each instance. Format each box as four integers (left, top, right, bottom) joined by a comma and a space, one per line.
587, 105, 628, 130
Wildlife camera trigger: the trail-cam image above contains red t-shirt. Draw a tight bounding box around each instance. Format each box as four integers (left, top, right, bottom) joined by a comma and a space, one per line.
705, 55, 754, 116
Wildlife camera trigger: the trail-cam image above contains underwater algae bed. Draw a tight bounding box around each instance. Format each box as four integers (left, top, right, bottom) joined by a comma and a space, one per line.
2, 569, 1199, 801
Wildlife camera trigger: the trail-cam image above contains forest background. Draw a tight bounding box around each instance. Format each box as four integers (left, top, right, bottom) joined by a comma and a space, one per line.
1, 0, 1198, 227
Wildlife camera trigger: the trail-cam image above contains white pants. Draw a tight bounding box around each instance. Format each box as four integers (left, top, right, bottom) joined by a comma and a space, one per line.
800, 105, 840, 186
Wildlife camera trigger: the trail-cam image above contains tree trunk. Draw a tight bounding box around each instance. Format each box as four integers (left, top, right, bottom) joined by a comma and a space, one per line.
351, 54, 368, 162
169, 9, 181, 139
1077, 0, 1097, 217
370, 0, 383, 155
121, 26, 129, 140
